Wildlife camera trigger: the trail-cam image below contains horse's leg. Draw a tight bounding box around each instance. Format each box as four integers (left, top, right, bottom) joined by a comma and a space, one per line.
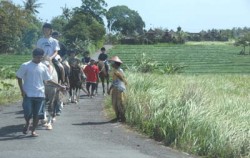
101, 78, 105, 95
106, 74, 109, 94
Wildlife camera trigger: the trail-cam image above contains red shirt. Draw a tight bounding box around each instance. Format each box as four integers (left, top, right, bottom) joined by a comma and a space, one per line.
84, 64, 99, 83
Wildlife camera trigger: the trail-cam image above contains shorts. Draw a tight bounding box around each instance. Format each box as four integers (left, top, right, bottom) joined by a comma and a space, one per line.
22, 96, 45, 120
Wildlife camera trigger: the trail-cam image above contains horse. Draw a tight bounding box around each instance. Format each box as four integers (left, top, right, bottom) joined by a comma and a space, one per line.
42, 57, 62, 130
96, 61, 109, 95
68, 65, 82, 103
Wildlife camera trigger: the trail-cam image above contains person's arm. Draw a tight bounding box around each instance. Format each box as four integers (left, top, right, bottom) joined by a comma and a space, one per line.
114, 71, 127, 85
16, 77, 25, 97
46, 80, 66, 91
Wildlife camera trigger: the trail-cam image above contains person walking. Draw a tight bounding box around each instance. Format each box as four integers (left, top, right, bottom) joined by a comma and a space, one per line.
107, 56, 127, 122
16, 48, 66, 137
84, 59, 99, 98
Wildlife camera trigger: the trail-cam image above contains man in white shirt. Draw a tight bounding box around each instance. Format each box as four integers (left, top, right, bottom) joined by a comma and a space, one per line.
16, 48, 66, 137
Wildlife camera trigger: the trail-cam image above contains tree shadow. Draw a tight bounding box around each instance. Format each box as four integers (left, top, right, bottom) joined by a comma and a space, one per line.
72, 118, 118, 126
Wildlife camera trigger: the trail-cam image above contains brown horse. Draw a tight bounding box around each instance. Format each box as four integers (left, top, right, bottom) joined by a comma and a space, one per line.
96, 61, 109, 95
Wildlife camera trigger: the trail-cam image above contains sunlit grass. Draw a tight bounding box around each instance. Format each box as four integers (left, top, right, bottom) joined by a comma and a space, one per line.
105, 72, 250, 157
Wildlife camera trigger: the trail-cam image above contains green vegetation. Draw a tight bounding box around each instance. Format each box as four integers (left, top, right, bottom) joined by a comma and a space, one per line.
106, 72, 250, 157
0, 54, 31, 105
105, 42, 250, 157
108, 42, 249, 73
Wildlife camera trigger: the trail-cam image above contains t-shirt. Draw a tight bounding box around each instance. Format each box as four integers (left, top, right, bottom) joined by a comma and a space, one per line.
84, 65, 99, 83
16, 61, 52, 97
37, 37, 60, 57
98, 53, 108, 61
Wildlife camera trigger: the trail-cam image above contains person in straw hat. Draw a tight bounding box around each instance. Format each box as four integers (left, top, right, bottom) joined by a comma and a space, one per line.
107, 56, 127, 122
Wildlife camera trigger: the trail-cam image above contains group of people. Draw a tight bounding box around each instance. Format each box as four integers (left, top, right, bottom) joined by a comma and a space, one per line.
16, 23, 127, 137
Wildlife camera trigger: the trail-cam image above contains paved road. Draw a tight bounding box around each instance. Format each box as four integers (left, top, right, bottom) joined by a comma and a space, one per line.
0, 46, 196, 158
0, 92, 195, 158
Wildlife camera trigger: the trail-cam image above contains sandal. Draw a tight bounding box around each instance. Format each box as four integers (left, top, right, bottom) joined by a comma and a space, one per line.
22, 124, 30, 135
31, 132, 39, 137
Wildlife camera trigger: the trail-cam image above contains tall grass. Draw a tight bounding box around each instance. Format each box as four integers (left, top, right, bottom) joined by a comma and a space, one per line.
105, 72, 250, 157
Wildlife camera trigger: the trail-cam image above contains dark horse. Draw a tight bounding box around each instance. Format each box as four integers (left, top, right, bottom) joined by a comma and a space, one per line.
96, 61, 109, 95
69, 66, 82, 103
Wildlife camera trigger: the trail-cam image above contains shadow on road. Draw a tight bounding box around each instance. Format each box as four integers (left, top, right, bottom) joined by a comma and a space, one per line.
72, 118, 118, 126
0, 124, 32, 141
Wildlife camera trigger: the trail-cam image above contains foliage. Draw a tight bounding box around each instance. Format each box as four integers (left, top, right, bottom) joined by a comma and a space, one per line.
23, 0, 42, 15
51, 15, 69, 35
71, 38, 95, 55
0, 1, 29, 53
131, 53, 159, 73
74, 0, 107, 25
0, 66, 16, 79
106, 5, 145, 35
234, 33, 250, 55
0, 79, 20, 105
62, 12, 105, 48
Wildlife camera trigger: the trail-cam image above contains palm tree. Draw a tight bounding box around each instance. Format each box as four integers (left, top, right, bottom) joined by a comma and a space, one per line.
61, 5, 71, 21
23, 0, 42, 14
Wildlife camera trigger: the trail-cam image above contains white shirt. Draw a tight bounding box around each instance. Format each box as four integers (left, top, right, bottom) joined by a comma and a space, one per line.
37, 37, 60, 58
16, 61, 52, 97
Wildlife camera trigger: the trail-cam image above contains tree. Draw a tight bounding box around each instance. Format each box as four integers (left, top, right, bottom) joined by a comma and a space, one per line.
106, 5, 145, 35
235, 33, 250, 55
23, 0, 42, 14
61, 5, 72, 21
0, 1, 30, 53
51, 15, 68, 34
62, 12, 105, 50
74, 0, 107, 25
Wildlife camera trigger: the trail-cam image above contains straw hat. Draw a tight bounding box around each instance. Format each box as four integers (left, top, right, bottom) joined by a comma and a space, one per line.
109, 56, 123, 63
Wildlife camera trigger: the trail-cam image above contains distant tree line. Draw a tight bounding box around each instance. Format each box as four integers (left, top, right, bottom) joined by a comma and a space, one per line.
1, 0, 250, 54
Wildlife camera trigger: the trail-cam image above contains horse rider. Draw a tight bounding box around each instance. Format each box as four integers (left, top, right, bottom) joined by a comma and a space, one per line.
37, 23, 65, 84
98, 47, 109, 73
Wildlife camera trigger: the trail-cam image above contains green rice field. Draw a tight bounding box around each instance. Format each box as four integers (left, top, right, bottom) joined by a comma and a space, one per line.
108, 42, 250, 73
0, 54, 32, 72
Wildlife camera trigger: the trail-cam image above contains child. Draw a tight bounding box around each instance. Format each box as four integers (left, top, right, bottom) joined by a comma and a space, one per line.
84, 59, 99, 98
108, 56, 127, 122
82, 50, 91, 65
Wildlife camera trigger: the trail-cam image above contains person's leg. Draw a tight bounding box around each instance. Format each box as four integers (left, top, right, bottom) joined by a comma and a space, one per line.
86, 82, 91, 96
111, 89, 119, 120
31, 97, 45, 136
91, 83, 96, 97
118, 91, 126, 122
22, 96, 33, 134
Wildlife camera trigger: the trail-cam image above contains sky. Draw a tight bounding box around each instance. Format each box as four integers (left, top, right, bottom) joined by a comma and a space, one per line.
11, 0, 250, 33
